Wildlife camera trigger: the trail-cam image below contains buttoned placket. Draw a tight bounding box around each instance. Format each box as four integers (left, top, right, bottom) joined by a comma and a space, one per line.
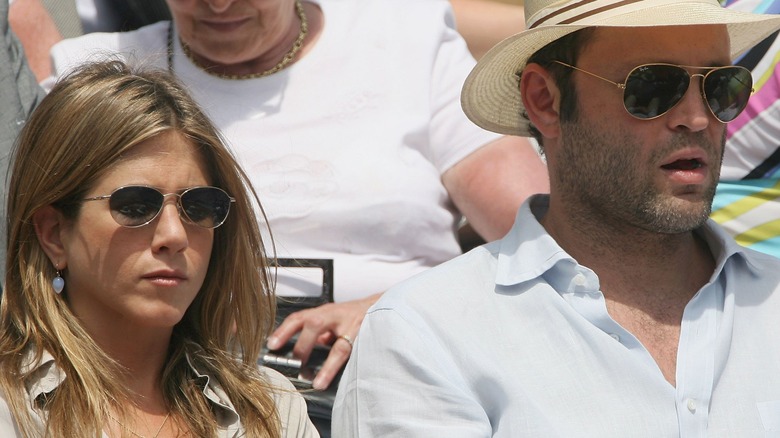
559, 264, 726, 438
558, 266, 654, 366
674, 274, 725, 438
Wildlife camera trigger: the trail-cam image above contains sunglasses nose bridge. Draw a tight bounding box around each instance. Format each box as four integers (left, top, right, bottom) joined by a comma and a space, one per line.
685, 73, 708, 107
158, 192, 188, 223
159, 192, 181, 200
666, 70, 711, 118
690, 72, 705, 92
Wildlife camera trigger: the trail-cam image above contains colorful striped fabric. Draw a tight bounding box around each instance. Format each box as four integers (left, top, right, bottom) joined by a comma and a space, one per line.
711, 0, 780, 257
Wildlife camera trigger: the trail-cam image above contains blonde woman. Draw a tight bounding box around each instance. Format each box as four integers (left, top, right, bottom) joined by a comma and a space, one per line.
0, 60, 317, 437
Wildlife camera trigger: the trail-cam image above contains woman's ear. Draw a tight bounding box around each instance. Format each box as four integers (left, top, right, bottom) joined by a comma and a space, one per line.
520, 63, 562, 139
32, 206, 68, 269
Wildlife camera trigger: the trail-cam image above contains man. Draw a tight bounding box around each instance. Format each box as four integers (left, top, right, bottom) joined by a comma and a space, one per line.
1, 0, 44, 283
333, 0, 780, 436
8, 0, 62, 81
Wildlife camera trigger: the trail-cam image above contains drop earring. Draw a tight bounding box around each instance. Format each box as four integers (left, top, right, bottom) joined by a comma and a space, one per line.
52, 265, 64, 294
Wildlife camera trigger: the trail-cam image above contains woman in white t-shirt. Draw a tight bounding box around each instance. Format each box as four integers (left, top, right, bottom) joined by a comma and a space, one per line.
48, 0, 549, 391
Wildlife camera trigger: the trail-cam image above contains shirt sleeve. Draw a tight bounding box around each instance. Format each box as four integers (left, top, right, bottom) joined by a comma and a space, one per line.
45, 21, 170, 91
426, 0, 502, 174
332, 304, 491, 437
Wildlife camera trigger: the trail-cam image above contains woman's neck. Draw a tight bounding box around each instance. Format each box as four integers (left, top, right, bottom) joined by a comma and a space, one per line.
180, 1, 324, 79
86, 324, 172, 398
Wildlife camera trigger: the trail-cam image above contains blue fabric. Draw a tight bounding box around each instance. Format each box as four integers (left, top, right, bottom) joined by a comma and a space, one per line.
335, 195, 780, 437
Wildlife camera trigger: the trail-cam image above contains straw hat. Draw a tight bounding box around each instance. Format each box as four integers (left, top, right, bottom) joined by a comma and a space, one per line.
461, 0, 780, 137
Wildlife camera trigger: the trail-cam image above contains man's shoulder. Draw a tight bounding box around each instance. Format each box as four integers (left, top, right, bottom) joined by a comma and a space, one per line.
703, 220, 780, 279
374, 241, 502, 313
741, 245, 780, 266
731, 244, 780, 284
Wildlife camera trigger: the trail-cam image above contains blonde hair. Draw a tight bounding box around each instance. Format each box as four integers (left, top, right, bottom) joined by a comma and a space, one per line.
0, 60, 281, 437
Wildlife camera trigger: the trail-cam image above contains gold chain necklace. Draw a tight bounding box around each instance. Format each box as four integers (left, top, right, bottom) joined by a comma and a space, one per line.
107, 411, 171, 438
172, 0, 308, 80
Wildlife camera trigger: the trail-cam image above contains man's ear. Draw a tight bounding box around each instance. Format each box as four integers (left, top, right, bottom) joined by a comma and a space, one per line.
32, 206, 68, 269
520, 63, 562, 139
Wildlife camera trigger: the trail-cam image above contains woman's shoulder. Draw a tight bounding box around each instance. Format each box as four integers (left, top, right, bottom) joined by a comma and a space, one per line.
0, 389, 22, 437
49, 21, 170, 79
258, 367, 320, 437
322, 0, 453, 24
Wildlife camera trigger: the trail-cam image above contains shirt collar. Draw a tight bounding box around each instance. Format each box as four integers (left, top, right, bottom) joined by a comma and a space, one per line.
23, 349, 241, 427
695, 215, 761, 279
495, 194, 758, 287
24, 350, 63, 403
185, 353, 240, 426
495, 195, 575, 287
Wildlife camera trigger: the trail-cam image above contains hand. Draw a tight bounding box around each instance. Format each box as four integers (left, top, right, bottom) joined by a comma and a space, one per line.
266, 292, 382, 390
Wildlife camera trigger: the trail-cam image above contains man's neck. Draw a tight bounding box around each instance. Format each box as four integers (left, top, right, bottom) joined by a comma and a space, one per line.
540, 197, 715, 298
540, 199, 716, 386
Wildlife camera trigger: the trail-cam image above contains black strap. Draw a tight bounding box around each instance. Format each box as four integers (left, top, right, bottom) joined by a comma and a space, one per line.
736, 30, 780, 71
107, 0, 172, 31
744, 146, 780, 180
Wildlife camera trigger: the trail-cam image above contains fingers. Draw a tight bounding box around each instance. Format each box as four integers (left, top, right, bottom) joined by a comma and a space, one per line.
317, 330, 335, 346
264, 294, 383, 390
312, 335, 354, 390
267, 306, 335, 362
337, 334, 354, 348
292, 314, 327, 364
266, 311, 306, 350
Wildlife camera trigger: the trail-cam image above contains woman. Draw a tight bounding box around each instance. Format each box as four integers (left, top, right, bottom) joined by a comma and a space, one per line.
47, 0, 550, 390
0, 60, 316, 437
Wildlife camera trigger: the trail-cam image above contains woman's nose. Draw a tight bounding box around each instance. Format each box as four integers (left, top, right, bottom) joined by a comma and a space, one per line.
151, 202, 189, 254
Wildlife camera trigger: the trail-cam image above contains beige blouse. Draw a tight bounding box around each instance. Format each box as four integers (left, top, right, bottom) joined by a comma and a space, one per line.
0, 350, 319, 437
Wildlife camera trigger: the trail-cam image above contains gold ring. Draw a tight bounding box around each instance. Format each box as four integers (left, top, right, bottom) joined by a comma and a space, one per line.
337, 334, 354, 348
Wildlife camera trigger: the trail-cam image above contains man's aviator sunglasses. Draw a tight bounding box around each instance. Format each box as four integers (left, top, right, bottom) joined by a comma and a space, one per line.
82, 185, 235, 229
552, 61, 753, 123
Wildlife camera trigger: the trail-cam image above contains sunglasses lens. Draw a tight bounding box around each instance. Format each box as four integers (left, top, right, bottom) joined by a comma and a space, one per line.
624, 64, 690, 119
108, 186, 164, 227
704, 67, 753, 123
180, 187, 232, 228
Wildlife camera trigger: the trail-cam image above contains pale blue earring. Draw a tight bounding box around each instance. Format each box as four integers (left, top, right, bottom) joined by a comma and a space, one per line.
52, 265, 64, 295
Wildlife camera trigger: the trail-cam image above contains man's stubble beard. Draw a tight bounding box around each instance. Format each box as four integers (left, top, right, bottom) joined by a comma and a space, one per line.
555, 118, 725, 236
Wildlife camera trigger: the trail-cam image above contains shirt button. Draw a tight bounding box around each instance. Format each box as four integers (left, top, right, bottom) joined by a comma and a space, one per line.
609, 333, 620, 342
686, 399, 697, 413
574, 274, 587, 286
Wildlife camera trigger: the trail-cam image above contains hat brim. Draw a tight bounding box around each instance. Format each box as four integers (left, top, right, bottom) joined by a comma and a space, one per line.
462, 3, 780, 136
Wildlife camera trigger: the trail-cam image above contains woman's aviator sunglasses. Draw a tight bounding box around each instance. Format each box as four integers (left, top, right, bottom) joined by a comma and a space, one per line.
552, 61, 753, 123
82, 185, 235, 229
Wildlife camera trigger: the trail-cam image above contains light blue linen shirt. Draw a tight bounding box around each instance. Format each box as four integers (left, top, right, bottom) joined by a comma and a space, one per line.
334, 194, 780, 437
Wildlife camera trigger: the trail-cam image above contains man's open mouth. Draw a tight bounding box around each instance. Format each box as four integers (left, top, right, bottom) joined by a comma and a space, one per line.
661, 159, 703, 171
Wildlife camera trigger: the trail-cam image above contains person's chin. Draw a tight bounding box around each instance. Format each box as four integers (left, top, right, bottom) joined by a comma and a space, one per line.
132, 305, 189, 329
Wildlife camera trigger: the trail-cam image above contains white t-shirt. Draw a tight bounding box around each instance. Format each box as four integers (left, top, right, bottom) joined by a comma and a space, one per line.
48, 0, 500, 303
